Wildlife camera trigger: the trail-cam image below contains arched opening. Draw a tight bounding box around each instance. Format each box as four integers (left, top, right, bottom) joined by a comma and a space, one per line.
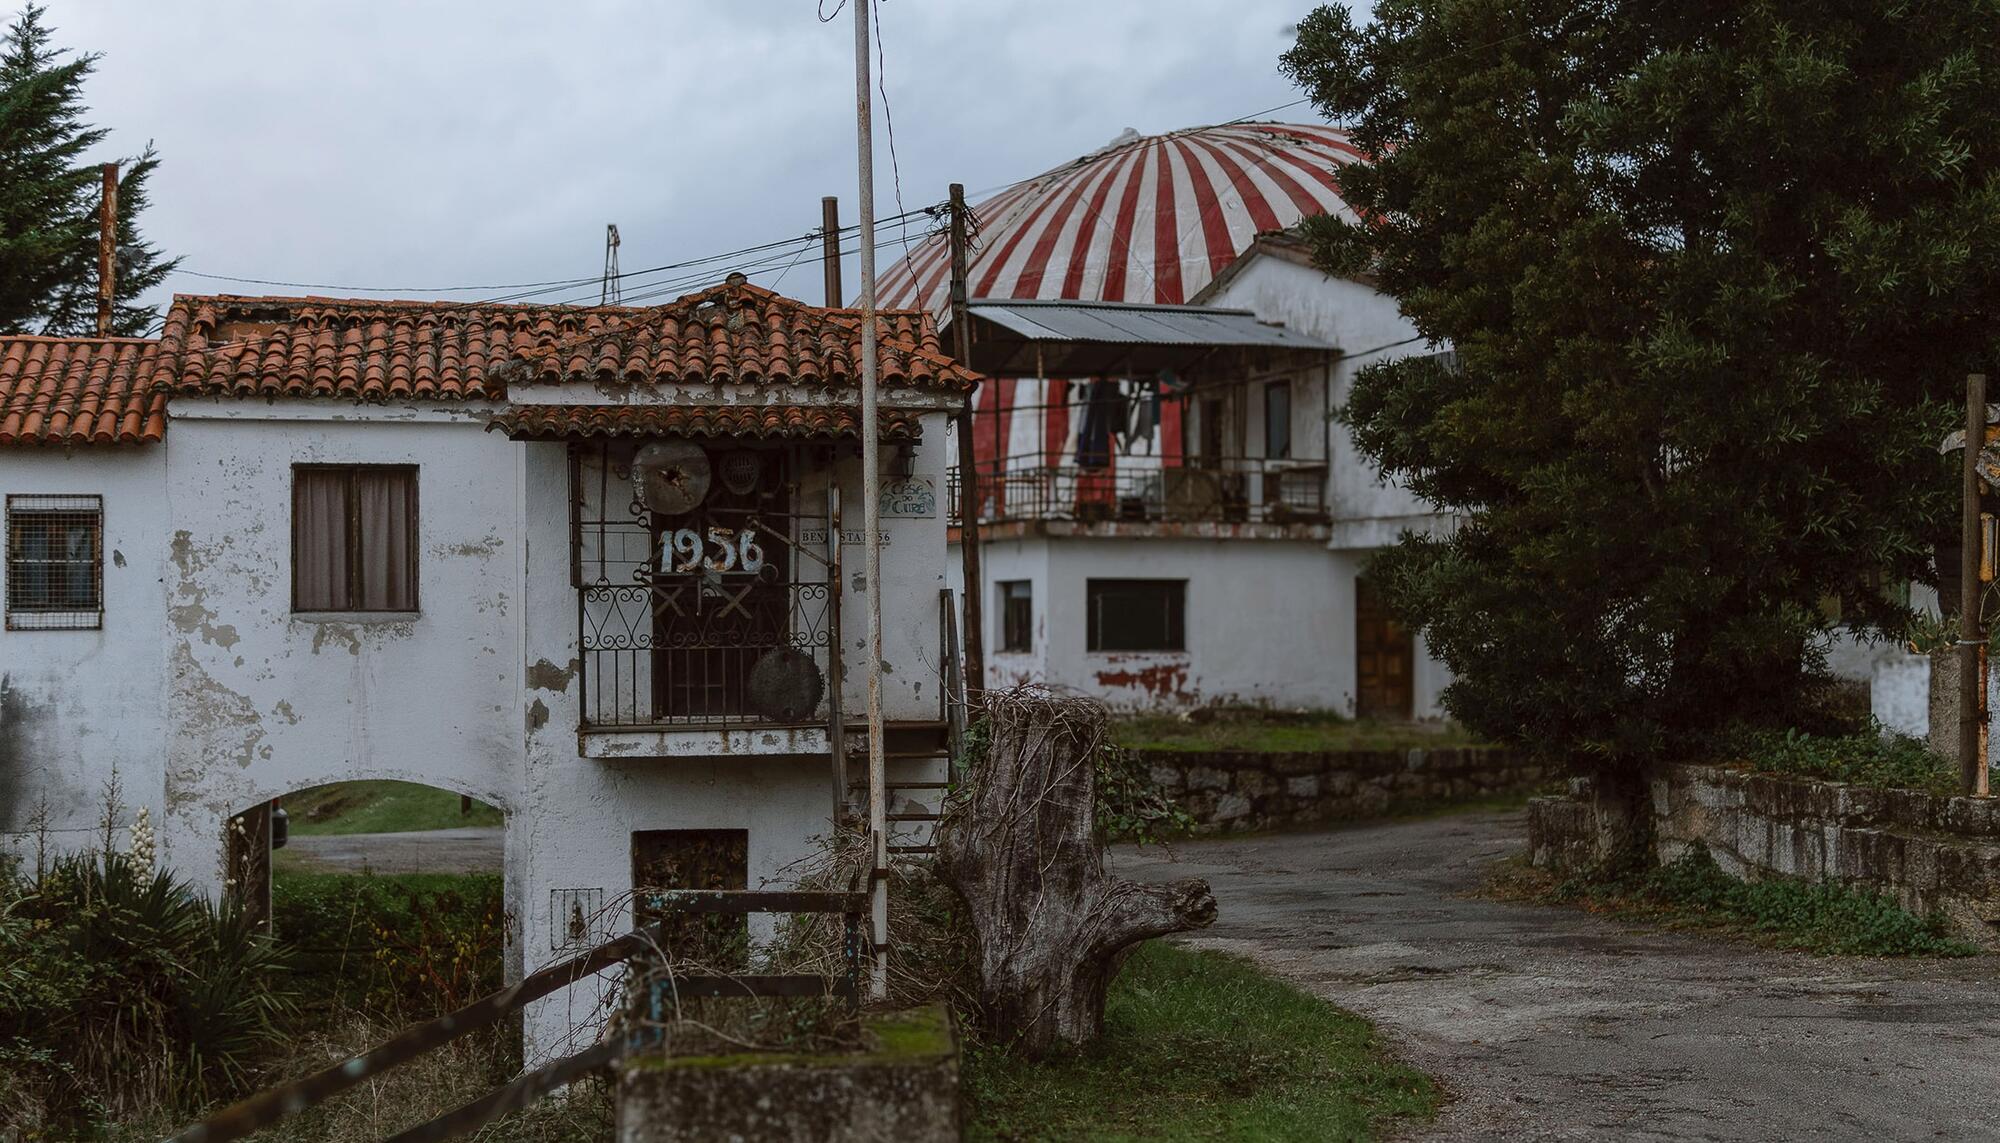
223, 778, 512, 1021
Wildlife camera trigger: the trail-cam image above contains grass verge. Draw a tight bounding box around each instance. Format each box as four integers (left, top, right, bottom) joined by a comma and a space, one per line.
284, 780, 502, 836
1113, 710, 1472, 754
1487, 847, 1979, 958
1717, 725, 1958, 797
964, 941, 1437, 1141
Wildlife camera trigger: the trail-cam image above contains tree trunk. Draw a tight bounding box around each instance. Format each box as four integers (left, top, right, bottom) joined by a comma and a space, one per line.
934, 690, 1216, 1055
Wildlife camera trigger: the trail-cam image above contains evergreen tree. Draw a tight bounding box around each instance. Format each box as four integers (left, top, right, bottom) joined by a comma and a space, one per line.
1282, 3, 2000, 820
0, 4, 176, 335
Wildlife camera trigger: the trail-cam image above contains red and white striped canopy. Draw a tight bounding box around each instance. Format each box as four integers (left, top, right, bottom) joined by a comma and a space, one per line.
874, 122, 1362, 316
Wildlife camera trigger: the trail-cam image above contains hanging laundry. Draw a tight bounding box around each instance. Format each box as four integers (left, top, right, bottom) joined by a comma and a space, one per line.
1075, 378, 1125, 469
1123, 378, 1160, 452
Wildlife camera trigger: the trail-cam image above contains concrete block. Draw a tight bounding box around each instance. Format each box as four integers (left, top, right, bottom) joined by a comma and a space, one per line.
616, 1006, 959, 1143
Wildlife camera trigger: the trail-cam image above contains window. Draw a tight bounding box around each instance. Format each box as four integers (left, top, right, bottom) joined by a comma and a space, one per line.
999, 580, 1033, 653
1086, 579, 1185, 652
1263, 381, 1291, 460
292, 465, 418, 612
6, 494, 102, 630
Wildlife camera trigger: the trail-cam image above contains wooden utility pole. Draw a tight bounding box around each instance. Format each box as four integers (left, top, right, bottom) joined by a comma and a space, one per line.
821, 196, 843, 307
1961, 372, 1986, 796
96, 163, 118, 337
948, 183, 985, 697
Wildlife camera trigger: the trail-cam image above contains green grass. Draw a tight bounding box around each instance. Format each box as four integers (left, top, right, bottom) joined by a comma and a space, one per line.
284, 781, 502, 836
1112, 710, 1473, 754
964, 942, 1437, 1141
1721, 725, 1957, 797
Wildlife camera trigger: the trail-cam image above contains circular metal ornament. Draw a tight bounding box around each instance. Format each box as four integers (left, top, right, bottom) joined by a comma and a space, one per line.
718, 450, 763, 496
745, 648, 825, 723
632, 441, 712, 515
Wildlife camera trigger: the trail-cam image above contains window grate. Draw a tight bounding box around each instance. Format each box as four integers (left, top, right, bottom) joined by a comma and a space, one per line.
6, 494, 104, 630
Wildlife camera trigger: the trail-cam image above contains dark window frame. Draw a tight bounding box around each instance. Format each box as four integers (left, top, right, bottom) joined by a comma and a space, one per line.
1086, 578, 1186, 653
291, 464, 420, 613
1263, 380, 1292, 460
998, 579, 1033, 654
5, 494, 103, 630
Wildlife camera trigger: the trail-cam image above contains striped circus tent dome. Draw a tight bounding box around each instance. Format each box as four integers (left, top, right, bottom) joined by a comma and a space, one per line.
874, 122, 1362, 316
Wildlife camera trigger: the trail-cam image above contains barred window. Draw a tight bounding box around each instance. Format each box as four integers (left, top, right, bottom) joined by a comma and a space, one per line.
6, 494, 103, 630
293, 465, 419, 612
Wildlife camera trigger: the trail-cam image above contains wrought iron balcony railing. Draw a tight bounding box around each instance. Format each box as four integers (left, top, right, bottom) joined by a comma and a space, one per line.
945, 458, 1326, 528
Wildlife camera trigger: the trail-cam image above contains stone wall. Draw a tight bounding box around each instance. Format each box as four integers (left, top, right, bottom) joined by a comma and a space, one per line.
1138, 746, 1547, 835
1530, 765, 2000, 948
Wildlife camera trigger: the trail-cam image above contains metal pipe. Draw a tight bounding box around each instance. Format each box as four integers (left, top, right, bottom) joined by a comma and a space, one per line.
96, 163, 117, 337
821, 196, 843, 307
852, 0, 889, 999
1961, 372, 1986, 796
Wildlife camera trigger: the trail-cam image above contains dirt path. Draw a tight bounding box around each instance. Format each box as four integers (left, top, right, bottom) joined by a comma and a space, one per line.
280, 826, 502, 875
1114, 810, 2000, 1141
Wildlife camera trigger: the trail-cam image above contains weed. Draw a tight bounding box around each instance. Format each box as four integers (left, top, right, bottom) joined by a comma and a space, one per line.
1717, 723, 1957, 796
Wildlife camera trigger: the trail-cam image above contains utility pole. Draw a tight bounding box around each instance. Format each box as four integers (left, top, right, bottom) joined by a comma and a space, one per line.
851, 0, 889, 1000
1962, 373, 1988, 796
600, 224, 622, 305
96, 163, 118, 337
948, 183, 984, 698
821, 196, 843, 307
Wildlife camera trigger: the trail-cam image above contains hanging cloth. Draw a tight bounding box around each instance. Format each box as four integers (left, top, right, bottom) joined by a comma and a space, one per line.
1075, 378, 1124, 470
1123, 378, 1160, 452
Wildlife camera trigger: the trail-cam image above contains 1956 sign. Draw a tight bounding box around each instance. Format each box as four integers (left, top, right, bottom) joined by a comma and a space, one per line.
658, 526, 766, 574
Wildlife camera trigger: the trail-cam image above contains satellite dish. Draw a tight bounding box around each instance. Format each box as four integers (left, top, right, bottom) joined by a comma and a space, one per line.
746, 648, 825, 723
632, 441, 712, 515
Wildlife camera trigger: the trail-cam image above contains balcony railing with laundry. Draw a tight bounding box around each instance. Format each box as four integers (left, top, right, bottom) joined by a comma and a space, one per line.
946, 457, 1326, 527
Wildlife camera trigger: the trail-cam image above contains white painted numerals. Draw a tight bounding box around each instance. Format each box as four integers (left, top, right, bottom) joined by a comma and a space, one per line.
663, 527, 766, 574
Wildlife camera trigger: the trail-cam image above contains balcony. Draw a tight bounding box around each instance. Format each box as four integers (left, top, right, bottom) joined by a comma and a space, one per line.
947, 459, 1326, 530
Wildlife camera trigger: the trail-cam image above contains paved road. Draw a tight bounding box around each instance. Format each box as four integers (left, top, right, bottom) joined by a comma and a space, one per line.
280, 826, 503, 874
1114, 810, 2000, 1141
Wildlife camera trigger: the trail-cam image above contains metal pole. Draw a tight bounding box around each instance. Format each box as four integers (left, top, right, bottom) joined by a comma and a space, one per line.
822, 196, 844, 307
852, 0, 889, 1000
949, 183, 985, 699
1960, 372, 1986, 796
96, 163, 118, 337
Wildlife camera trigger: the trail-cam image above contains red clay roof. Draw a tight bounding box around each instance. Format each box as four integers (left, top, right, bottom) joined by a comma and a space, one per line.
151, 294, 644, 401
151, 282, 977, 403
0, 336, 166, 447
489, 404, 923, 441
510, 280, 977, 392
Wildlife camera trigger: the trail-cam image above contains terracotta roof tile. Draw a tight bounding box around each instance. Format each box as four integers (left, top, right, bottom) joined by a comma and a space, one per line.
489, 404, 923, 442
511, 280, 978, 392
151, 294, 645, 401
0, 336, 165, 447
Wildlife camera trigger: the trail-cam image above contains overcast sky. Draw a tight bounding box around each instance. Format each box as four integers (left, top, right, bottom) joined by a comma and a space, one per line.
37, 1, 1332, 321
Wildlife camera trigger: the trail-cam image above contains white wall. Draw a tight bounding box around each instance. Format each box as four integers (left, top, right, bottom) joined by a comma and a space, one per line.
0, 447, 170, 862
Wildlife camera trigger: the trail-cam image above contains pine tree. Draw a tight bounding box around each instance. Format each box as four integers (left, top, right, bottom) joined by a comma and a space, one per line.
1282, 2, 2000, 832
0, 4, 176, 335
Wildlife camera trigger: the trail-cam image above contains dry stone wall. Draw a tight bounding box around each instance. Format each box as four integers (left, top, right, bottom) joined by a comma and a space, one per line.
1138, 746, 1546, 834
1530, 764, 2000, 949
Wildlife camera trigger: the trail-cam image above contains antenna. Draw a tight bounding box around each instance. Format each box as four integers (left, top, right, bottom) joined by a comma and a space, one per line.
600, 224, 622, 305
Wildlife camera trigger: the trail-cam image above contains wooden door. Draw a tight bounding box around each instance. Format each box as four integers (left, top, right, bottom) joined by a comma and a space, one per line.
1355, 576, 1414, 720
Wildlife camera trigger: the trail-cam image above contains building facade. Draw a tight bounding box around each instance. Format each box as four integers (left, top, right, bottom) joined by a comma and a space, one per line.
0, 281, 971, 1058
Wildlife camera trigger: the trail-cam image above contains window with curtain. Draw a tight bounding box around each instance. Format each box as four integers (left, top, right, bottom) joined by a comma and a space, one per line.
6, 494, 102, 630
292, 466, 418, 612
1263, 380, 1292, 460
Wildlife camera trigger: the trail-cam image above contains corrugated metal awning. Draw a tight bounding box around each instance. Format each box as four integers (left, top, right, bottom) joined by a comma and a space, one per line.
945, 298, 1335, 377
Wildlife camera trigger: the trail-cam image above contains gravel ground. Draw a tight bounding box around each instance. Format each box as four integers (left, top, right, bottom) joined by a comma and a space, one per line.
1113, 810, 2000, 1141
279, 826, 503, 875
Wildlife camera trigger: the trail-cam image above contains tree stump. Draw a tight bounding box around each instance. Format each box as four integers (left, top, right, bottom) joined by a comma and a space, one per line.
934, 689, 1216, 1055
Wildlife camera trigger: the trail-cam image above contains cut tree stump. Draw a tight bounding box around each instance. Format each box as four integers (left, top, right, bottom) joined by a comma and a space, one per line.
934, 689, 1216, 1055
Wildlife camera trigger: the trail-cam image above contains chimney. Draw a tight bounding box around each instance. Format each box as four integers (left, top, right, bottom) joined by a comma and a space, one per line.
96, 162, 118, 337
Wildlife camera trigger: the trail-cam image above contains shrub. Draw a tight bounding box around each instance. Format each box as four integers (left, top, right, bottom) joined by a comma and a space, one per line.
270, 871, 506, 1018
0, 852, 293, 1133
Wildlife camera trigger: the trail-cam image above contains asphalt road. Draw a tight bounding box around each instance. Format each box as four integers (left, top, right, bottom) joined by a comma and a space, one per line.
1113, 810, 2000, 1142
280, 826, 503, 874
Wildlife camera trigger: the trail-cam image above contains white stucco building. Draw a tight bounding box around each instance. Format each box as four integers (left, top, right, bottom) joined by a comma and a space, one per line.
0, 280, 971, 1058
